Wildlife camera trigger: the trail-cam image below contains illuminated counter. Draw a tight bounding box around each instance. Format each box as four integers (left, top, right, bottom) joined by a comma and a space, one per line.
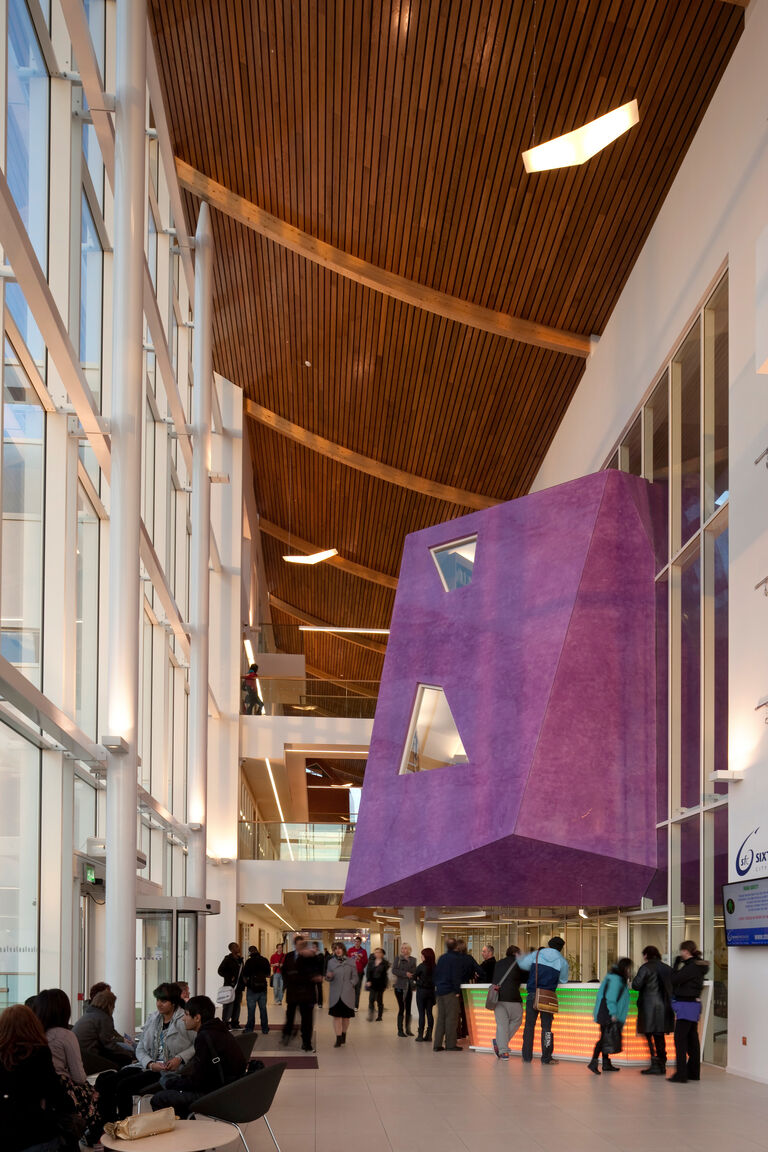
462, 984, 683, 1064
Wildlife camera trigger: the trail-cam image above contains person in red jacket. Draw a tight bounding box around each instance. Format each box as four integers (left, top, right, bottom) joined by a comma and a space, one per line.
347, 935, 368, 1008
269, 942, 285, 1006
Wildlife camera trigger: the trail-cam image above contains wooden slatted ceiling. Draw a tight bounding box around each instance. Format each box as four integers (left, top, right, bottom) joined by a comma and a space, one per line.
149, 0, 743, 694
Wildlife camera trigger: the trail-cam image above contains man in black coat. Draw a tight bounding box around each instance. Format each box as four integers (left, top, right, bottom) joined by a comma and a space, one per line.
217, 941, 244, 1029
243, 945, 271, 1035
668, 941, 709, 1083
280, 934, 323, 1051
150, 996, 246, 1118
632, 945, 674, 1075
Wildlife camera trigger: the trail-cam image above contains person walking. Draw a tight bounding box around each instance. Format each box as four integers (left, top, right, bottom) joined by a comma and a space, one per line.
217, 941, 245, 1029
489, 945, 525, 1058
433, 937, 482, 1052
668, 941, 709, 1083
588, 958, 632, 1074
269, 943, 285, 1006
632, 945, 674, 1076
281, 934, 322, 1051
243, 945, 271, 1035
365, 948, 390, 1021
325, 941, 358, 1047
517, 936, 569, 1065
413, 947, 436, 1043
347, 935, 368, 1009
392, 943, 418, 1037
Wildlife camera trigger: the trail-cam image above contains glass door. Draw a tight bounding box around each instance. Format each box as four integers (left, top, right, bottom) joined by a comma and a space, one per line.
135, 911, 172, 1028
176, 913, 196, 995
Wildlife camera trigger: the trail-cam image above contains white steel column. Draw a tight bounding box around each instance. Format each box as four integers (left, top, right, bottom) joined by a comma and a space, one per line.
188, 202, 213, 897
104, 0, 146, 1035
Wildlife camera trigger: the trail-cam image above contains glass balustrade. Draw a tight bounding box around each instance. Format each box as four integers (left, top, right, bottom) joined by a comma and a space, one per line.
240, 676, 378, 719
238, 821, 356, 862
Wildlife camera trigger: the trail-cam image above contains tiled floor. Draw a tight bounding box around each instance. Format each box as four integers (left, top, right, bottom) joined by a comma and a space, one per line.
224, 994, 768, 1152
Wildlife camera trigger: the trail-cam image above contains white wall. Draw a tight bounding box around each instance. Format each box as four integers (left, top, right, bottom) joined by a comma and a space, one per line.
240, 714, 373, 761
237, 860, 350, 905
531, 0, 768, 1081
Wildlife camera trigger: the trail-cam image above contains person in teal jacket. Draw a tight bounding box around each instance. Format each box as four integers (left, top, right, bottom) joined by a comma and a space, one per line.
588, 958, 632, 1075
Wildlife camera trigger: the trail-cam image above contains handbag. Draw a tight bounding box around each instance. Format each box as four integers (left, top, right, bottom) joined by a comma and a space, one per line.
485, 959, 517, 1010
216, 984, 235, 1004
104, 1107, 176, 1140
602, 1019, 623, 1055
531, 949, 559, 1014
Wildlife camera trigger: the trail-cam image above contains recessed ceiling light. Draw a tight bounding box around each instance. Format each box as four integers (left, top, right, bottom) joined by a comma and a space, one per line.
522, 99, 639, 173
283, 548, 338, 565
304, 360, 311, 367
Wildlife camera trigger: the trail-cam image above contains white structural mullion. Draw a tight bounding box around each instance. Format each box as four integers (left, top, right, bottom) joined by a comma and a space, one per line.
104, 0, 146, 1035
187, 202, 212, 895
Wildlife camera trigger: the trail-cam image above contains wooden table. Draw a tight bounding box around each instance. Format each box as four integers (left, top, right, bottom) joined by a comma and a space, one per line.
101, 1118, 233, 1151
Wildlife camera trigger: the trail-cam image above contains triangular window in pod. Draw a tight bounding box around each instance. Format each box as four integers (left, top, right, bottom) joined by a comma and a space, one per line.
430, 534, 477, 591
399, 685, 468, 774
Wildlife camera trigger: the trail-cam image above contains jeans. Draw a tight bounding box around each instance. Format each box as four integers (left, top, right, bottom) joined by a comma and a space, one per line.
395, 986, 413, 1033
222, 987, 243, 1027
368, 987, 384, 1019
434, 992, 460, 1050
521, 1003, 554, 1061
283, 1001, 314, 1049
416, 988, 435, 1036
245, 988, 269, 1033
493, 1001, 523, 1052
151, 1088, 200, 1119
673, 1018, 700, 1080
272, 971, 283, 1004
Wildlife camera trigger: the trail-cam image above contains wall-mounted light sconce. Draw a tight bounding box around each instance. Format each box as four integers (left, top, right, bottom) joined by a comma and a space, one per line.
101, 735, 128, 754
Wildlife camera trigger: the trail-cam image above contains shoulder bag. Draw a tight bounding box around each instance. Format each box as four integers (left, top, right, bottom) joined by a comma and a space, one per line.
532, 949, 559, 1014
485, 960, 517, 1010
215, 985, 235, 1005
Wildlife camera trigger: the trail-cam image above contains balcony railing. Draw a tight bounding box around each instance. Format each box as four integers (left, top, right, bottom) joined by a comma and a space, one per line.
238, 821, 356, 862
241, 676, 378, 720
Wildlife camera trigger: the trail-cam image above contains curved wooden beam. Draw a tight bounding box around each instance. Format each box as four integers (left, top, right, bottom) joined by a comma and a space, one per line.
176, 158, 591, 358
246, 398, 499, 511
268, 595, 387, 655
259, 518, 398, 591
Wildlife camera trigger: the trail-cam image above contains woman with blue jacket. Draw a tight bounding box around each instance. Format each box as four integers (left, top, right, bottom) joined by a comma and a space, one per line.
588, 958, 632, 1075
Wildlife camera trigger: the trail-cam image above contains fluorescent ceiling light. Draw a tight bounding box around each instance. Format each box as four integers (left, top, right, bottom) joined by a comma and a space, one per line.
264, 757, 294, 861
579, 908, 589, 920
264, 903, 296, 931
283, 548, 338, 565
298, 626, 390, 634
522, 99, 639, 173
436, 910, 487, 921
243, 637, 255, 665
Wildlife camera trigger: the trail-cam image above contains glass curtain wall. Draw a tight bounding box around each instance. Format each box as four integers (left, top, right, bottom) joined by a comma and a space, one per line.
1, 343, 45, 686
0, 724, 40, 1007
609, 272, 729, 1065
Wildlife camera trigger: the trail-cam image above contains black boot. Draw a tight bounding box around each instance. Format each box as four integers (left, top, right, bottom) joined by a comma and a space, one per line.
415, 1029, 425, 1042
602, 1057, 620, 1071
587, 1058, 601, 1075
641, 1060, 664, 1075
405, 1016, 414, 1036
424, 1028, 433, 1043
334, 1036, 343, 1048
340, 1032, 347, 1044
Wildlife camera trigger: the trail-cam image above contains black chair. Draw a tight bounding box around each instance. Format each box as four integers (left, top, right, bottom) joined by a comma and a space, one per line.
233, 1031, 258, 1063
190, 1061, 287, 1152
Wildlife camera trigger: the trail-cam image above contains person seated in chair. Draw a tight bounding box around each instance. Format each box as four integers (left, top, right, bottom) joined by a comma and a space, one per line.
150, 996, 246, 1118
